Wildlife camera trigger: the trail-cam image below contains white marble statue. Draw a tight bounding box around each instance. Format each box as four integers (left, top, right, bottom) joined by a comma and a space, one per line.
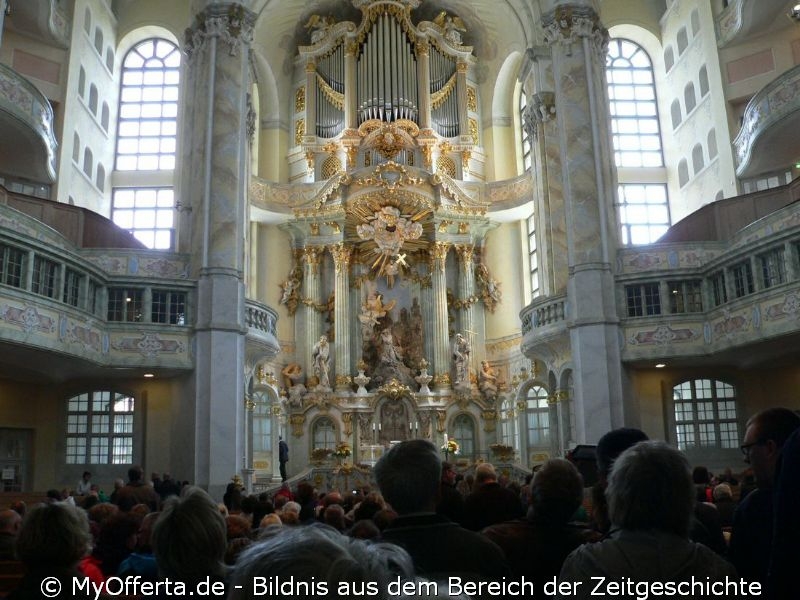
312, 335, 331, 390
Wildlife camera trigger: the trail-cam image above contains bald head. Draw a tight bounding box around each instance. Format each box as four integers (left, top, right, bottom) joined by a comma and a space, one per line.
475, 462, 498, 485
0, 510, 21, 535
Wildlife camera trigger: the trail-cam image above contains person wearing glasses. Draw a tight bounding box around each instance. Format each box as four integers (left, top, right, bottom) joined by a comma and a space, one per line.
729, 407, 800, 587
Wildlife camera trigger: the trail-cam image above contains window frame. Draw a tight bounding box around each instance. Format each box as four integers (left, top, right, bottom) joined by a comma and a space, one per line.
66, 391, 136, 465
673, 379, 739, 451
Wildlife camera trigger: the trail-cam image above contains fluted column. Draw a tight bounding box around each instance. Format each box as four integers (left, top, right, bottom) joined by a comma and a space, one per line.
179, 3, 256, 497
415, 41, 432, 129
542, 1, 625, 443
344, 42, 358, 130
456, 61, 469, 139
430, 242, 451, 390
420, 266, 435, 367
302, 246, 324, 377
331, 243, 353, 391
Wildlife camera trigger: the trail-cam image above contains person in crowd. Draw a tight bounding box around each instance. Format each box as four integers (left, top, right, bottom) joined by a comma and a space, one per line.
227, 525, 417, 600
0, 509, 21, 560
76, 471, 92, 496
118, 511, 159, 581
591, 427, 649, 534
558, 441, 738, 599
323, 504, 347, 532
768, 425, 800, 600
730, 407, 800, 587
373, 439, 510, 582
711, 483, 737, 528
462, 462, 524, 531
158, 473, 181, 500
483, 458, 596, 580
436, 462, 465, 525
8, 502, 91, 600
86, 512, 140, 578
9, 501, 25, 518
114, 466, 160, 512
151, 486, 228, 587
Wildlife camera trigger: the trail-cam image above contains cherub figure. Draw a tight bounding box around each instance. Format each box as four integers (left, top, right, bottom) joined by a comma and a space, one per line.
433, 11, 466, 45
304, 14, 336, 44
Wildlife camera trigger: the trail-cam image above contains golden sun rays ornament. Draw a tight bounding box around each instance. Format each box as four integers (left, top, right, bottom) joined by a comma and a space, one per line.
356, 205, 424, 285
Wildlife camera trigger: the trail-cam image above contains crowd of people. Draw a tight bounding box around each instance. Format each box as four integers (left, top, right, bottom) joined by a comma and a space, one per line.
0, 407, 797, 599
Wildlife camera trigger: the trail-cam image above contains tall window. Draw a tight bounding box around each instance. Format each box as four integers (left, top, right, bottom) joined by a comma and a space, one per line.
251, 390, 272, 455
499, 396, 519, 450
452, 414, 476, 458
673, 379, 738, 451
312, 417, 336, 451
114, 38, 180, 250
520, 91, 532, 172
527, 212, 539, 299
66, 391, 135, 464
607, 39, 670, 245
526, 385, 550, 448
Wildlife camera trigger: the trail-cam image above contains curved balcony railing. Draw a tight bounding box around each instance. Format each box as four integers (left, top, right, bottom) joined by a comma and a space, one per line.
521, 293, 567, 336
7, 0, 70, 48
245, 299, 280, 357
715, 0, 787, 48
0, 64, 58, 182
734, 64, 800, 178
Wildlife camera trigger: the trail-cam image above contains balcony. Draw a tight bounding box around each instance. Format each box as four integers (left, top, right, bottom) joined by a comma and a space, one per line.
520, 293, 568, 357
245, 299, 280, 361
0, 202, 194, 382
734, 64, 800, 179
0, 64, 58, 183
715, 0, 789, 48
5, 0, 70, 48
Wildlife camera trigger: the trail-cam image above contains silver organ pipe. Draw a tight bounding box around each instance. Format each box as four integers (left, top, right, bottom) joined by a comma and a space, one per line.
356, 12, 418, 125
316, 44, 345, 137
430, 45, 458, 137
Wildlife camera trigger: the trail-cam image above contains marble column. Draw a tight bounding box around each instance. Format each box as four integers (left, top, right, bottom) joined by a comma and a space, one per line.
430, 242, 451, 390
302, 245, 324, 378
330, 243, 352, 391
415, 41, 432, 130
542, 1, 625, 443
179, 3, 256, 497
420, 264, 435, 369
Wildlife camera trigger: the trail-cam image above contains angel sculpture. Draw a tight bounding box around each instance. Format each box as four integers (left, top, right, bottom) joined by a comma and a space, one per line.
433, 11, 466, 45
304, 14, 336, 44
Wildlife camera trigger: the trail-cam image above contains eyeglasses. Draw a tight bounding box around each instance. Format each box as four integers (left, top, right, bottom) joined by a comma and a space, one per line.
740, 439, 766, 459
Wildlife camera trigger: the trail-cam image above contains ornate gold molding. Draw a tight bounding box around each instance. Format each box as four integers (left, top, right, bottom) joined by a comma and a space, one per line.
295, 119, 306, 146
456, 61, 468, 74
316, 73, 344, 110
330, 242, 353, 273
467, 87, 477, 112
455, 244, 474, 266
289, 414, 306, 437
430, 242, 450, 272
414, 40, 430, 57
295, 86, 306, 113
431, 73, 457, 110
482, 410, 498, 432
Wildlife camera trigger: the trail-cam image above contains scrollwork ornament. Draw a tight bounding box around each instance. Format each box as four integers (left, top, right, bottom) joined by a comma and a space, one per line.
184, 4, 256, 59
542, 5, 608, 56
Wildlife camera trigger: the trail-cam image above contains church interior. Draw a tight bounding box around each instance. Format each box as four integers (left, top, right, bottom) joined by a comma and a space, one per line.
0, 0, 799, 498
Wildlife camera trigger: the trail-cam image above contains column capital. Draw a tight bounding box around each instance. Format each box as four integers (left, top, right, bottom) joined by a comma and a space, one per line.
429, 242, 451, 272
541, 4, 608, 54
523, 91, 556, 139
454, 244, 474, 266
415, 40, 430, 57
184, 3, 256, 59
329, 242, 353, 273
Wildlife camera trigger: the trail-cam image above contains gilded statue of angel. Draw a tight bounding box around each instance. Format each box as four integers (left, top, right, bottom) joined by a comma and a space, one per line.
304, 14, 336, 44
433, 11, 466, 45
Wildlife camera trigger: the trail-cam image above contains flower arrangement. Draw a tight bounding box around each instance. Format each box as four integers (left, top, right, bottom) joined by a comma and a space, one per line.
311, 447, 333, 461
441, 438, 459, 455
333, 442, 352, 459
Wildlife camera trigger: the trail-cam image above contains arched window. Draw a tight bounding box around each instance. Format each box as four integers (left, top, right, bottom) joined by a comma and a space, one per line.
690, 10, 700, 37
499, 396, 520, 451
78, 67, 86, 98
72, 133, 80, 163
312, 417, 336, 451
89, 84, 98, 115
664, 46, 674, 72
678, 159, 689, 187
113, 37, 181, 250
607, 39, 670, 245
520, 90, 531, 172
251, 390, 272, 455
96, 164, 106, 191
105, 48, 115, 72
94, 28, 104, 55
707, 129, 718, 160
65, 391, 135, 464
116, 38, 180, 171
699, 65, 709, 97
83, 148, 93, 178
101, 103, 110, 131
83, 7, 91, 36
684, 82, 696, 114
526, 384, 550, 448
670, 99, 682, 129
673, 379, 738, 450
527, 211, 539, 299
677, 28, 689, 55
692, 143, 705, 173
452, 414, 476, 459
